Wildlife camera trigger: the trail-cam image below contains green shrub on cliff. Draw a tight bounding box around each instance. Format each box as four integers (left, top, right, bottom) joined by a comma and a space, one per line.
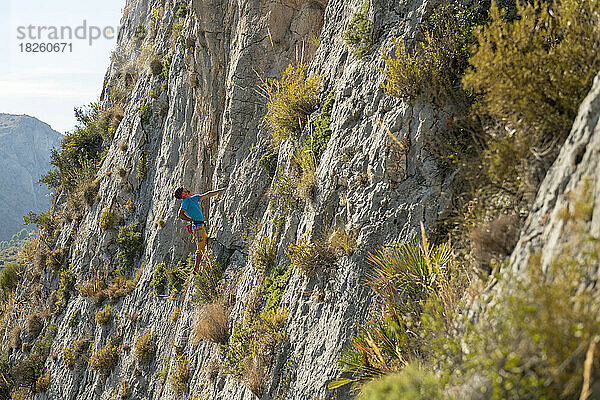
464, 0, 600, 197
135, 329, 156, 364
40, 102, 119, 195
261, 63, 322, 147
344, 0, 372, 58
151, 262, 168, 296
89, 341, 120, 375
0, 263, 21, 300
116, 221, 143, 276
465, 0, 600, 150
382, 2, 485, 103
250, 235, 276, 273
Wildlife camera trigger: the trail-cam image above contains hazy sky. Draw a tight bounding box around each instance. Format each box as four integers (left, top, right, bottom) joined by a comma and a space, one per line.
0, 0, 125, 133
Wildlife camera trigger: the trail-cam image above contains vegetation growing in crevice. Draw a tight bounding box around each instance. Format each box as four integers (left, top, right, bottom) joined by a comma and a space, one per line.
225, 309, 287, 397
89, 340, 120, 375
160, 51, 174, 92
136, 152, 150, 180
99, 207, 120, 231
295, 90, 335, 200
149, 57, 163, 75
328, 225, 358, 257
269, 171, 300, 225
344, 0, 372, 58
382, 1, 486, 103
139, 97, 153, 125
260, 62, 322, 147
170, 356, 190, 393
95, 305, 112, 325
54, 268, 75, 315
261, 263, 292, 314
151, 262, 168, 296
116, 221, 143, 276
134, 329, 155, 364
171, 1, 189, 48
249, 235, 276, 273
168, 253, 193, 295
78, 268, 140, 305
194, 301, 230, 345
67, 307, 80, 328
307, 90, 334, 162
288, 234, 336, 277
63, 338, 91, 370
192, 254, 225, 304
35, 369, 51, 393
257, 149, 278, 177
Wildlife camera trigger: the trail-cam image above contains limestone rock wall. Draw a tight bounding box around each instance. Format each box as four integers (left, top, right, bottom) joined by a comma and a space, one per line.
11, 0, 465, 399
507, 73, 600, 275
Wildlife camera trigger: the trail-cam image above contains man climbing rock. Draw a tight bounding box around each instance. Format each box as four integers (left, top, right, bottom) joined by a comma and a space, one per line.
174, 186, 226, 272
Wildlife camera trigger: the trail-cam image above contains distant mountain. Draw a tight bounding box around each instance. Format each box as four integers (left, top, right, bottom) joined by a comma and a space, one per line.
0, 114, 63, 240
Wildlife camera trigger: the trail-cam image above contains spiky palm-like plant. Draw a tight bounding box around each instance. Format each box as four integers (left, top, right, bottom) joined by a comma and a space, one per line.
330, 225, 453, 390
366, 225, 452, 316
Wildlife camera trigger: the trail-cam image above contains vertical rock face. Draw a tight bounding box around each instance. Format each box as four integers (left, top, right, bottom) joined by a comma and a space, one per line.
508, 73, 600, 274
0, 114, 63, 240
21, 0, 463, 399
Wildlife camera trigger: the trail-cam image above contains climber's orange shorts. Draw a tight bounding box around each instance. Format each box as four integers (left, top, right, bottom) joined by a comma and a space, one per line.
193, 224, 208, 256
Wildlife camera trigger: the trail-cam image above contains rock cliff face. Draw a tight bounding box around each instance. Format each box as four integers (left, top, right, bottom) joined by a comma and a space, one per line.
503, 73, 600, 279
0, 114, 63, 241
31, 0, 460, 399
4, 0, 600, 398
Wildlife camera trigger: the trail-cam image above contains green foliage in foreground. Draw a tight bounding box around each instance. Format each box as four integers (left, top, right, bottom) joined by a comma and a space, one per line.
465, 0, 600, 151
333, 236, 454, 389
336, 181, 600, 400
357, 366, 442, 400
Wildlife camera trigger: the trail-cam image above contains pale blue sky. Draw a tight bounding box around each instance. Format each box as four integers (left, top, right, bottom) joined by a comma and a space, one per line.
0, 0, 125, 133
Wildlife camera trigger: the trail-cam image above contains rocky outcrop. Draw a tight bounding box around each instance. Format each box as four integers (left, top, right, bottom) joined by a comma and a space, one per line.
508, 73, 600, 275
0, 114, 62, 240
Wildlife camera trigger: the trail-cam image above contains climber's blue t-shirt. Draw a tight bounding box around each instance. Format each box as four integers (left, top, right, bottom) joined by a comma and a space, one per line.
180, 194, 204, 222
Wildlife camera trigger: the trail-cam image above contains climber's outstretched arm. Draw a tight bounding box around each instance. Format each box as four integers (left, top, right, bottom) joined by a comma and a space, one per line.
200, 187, 226, 200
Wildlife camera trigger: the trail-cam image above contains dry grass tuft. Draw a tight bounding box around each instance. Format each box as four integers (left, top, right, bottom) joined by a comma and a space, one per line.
194, 301, 230, 345
469, 214, 519, 264
288, 234, 336, 276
